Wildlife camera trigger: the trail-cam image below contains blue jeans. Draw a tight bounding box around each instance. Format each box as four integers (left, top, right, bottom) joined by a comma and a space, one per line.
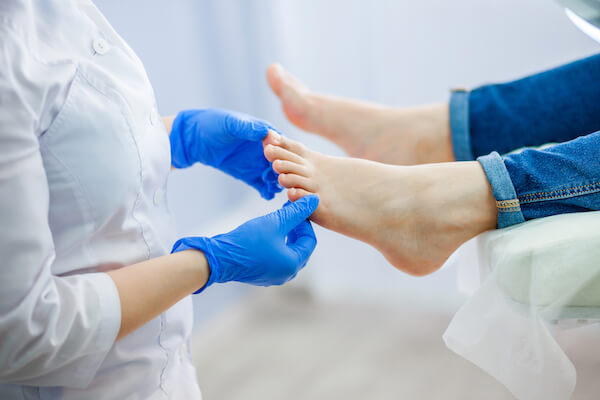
449, 54, 600, 228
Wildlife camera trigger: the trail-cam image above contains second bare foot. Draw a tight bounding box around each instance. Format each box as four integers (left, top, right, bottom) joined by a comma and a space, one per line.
267, 64, 455, 165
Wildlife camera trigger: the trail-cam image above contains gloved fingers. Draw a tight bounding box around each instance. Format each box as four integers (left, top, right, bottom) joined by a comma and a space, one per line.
243, 172, 280, 200
224, 111, 272, 141
281, 271, 299, 285
276, 194, 319, 233
286, 219, 317, 265
262, 164, 279, 183
260, 165, 284, 199
286, 216, 315, 244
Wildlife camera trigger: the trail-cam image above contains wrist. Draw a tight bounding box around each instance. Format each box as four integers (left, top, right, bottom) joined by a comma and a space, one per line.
171, 236, 222, 293
173, 249, 210, 294
162, 115, 176, 136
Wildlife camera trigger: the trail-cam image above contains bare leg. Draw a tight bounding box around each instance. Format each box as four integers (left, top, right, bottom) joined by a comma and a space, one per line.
263, 131, 496, 276
267, 64, 455, 165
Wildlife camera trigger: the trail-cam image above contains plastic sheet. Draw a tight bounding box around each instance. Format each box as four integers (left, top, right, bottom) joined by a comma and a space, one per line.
444, 211, 600, 400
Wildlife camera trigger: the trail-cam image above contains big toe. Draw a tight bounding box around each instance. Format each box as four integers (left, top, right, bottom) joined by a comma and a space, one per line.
267, 64, 285, 97
267, 64, 310, 121
267, 64, 306, 96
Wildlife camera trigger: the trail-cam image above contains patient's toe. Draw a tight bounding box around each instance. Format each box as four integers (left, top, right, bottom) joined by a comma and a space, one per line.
279, 135, 307, 156
273, 160, 310, 176
278, 173, 317, 192
264, 145, 304, 164
288, 188, 314, 202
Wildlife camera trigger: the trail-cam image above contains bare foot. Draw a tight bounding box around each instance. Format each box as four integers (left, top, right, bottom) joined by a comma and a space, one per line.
263, 131, 496, 276
266, 64, 455, 165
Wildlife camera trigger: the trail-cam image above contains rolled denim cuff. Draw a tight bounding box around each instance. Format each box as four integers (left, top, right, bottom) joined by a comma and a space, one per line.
449, 89, 475, 161
477, 151, 526, 228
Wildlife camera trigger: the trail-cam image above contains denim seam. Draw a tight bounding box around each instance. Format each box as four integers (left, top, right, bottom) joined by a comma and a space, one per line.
496, 203, 521, 212
518, 181, 600, 204
497, 205, 522, 212
496, 199, 520, 208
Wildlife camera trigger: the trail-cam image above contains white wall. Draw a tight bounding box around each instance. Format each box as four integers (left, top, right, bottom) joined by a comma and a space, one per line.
94, 0, 599, 322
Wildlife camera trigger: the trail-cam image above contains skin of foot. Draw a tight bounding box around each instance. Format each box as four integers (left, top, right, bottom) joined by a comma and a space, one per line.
263, 131, 497, 276
266, 63, 456, 166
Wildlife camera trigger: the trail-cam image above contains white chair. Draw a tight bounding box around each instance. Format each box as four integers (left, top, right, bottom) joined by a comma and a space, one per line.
444, 211, 600, 400
477, 210, 600, 321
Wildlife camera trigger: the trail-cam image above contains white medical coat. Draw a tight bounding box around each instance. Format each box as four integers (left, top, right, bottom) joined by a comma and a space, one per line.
0, 1, 201, 398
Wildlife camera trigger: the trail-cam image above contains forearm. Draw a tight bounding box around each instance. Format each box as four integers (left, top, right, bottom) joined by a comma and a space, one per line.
107, 249, 209, 340
451, 54, 600, 160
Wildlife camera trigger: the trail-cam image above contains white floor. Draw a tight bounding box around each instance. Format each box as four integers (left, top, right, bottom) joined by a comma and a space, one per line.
191, 286, 600, 400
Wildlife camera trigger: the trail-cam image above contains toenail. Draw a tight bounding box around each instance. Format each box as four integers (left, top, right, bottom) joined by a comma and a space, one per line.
273, 64, 284, 77
270, 130, 282, 143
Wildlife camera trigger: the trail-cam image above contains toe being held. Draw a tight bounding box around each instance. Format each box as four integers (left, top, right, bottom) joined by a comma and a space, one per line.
263, 130, 306, 155
288, 188, 314, 202
262, 130, 282, 148
278, 134, 307, 156
264, 144, 305, 165
272, 159, 309, 177
278, 172, 317, 192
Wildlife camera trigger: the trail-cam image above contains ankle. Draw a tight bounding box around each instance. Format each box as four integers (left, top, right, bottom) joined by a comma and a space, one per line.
392, 104, 454, 165
422, 161, 497, 241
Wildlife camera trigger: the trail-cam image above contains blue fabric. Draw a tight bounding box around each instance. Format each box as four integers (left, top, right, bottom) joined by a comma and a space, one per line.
169, 109, 283, 200
171, 195, 319, 293
477, 152, 526, 228
503, 132, 600, 222
449, 54, 600, 227
469, 54, 600, 156
449, 90, 474, 161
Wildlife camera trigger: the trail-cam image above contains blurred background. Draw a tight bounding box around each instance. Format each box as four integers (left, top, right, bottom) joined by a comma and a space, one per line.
95, 1, 599, 399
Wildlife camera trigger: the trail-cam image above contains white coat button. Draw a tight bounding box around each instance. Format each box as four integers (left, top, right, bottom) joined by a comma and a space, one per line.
153, 188, 164, 206
92, 38, 110, 55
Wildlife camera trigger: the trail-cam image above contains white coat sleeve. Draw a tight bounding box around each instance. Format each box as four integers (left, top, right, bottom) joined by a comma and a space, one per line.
0, 26, 121, 388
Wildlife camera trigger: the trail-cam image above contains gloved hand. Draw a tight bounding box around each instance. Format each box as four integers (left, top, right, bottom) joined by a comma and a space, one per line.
169, 108, 283, 200
172, 195, 319, 292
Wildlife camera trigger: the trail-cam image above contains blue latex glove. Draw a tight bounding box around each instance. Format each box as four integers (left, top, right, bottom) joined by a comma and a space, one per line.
172, 195, 319, 292
169, 108, 283, 200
